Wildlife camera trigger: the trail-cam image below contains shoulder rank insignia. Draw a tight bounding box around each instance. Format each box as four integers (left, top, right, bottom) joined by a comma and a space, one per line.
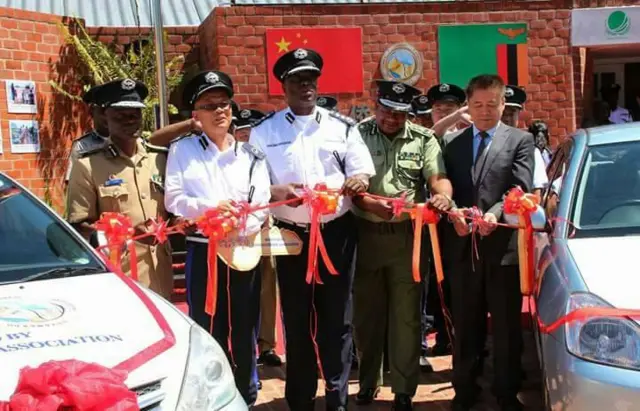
252, 111, 275, 128
169, 132, 199, 146
329, 111, 357, 127
142, 140, 169, 153
73, 132, 107, 155
242, 143, 265, 160
79, 143, 114, 159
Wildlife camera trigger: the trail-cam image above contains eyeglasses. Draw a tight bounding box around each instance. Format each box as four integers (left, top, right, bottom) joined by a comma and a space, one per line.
194, 101, 231, 111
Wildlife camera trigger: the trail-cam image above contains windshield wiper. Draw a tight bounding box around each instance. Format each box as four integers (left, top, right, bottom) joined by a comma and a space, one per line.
20, 266, 106, 283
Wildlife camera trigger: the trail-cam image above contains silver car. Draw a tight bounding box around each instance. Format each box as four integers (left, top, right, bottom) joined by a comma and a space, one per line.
531, 123, 640, 411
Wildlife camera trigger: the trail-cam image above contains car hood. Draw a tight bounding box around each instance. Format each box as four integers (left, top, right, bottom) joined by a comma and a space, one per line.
0, 272, 191, 401
567, 236, 640, 309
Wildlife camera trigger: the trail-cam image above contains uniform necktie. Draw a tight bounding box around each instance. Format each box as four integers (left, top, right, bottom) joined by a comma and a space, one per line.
474, 131, 489, 168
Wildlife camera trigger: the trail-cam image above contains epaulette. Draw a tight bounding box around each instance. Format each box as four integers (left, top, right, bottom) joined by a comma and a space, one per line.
329, 111, 357, 127
72, 131, 96, 143
357, 117, 376, 136
80, 143, 117, 159
408, 122, 437, 140
142, 140, 169, 153
169, 132, 199, 146
242, 143, 265, 160
251, 111, 275, 128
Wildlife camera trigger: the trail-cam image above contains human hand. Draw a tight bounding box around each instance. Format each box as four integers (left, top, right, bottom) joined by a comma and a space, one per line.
450, 208, 470, 237
341, 176, 368, 196
370, 199, 394, 221
429, 193, 453, 212
270, 184, 304, 207
478, 212, 498, 236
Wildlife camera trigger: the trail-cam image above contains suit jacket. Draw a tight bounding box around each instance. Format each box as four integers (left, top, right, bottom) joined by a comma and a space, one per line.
441, 124, 534, 266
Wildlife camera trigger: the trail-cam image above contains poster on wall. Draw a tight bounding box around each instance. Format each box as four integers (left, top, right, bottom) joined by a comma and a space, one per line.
438, 23, 529, 89
9, 120, 40, 154
5, 80, 37, 114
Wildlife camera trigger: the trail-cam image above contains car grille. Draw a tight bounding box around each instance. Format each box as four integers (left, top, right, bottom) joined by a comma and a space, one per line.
132, 379, 165, 411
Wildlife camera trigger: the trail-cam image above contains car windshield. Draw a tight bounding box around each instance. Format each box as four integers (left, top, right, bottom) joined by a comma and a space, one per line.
0, 174, 105, 283
572, 140, 640, 237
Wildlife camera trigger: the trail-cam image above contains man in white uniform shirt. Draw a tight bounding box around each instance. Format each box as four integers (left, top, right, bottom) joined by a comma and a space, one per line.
249, 48, 375, 411
164, 70, 270, 407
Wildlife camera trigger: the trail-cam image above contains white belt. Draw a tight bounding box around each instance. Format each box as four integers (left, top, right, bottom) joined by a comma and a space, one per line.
186, 235, 209, 244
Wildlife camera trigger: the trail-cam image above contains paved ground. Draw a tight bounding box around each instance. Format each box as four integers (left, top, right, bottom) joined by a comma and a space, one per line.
254, 333, 545, 411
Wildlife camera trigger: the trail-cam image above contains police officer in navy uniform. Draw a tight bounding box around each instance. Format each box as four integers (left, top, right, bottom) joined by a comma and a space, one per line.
65, 84, 110, 183
164, 70, 271, 407
249, 48, 376, 411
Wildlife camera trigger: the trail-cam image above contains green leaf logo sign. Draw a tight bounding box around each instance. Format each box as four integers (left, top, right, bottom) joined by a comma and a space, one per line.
606, 10, 631, 36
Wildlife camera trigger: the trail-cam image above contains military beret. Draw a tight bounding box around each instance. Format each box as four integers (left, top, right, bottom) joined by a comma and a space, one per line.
273, 48, 323, 82
375, 80, 421, 112
234, 108, 266, 130
504, 85, 527, 109
426, 83, 466, 106
95, 79, 148, 109
411, 94, 431, 116
183, 70, 234, 109
316, 96, 338, 111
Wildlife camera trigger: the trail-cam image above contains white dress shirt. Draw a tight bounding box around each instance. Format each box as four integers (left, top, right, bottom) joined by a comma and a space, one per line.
164, 133, 270, 237
533, 148, 549, 189
249, 106, 376, 224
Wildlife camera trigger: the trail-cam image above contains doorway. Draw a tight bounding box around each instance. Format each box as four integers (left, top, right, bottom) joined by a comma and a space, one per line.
593, 57, 640, 111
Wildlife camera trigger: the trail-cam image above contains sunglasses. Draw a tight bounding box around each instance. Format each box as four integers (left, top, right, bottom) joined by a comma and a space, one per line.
194, 101, 231, 111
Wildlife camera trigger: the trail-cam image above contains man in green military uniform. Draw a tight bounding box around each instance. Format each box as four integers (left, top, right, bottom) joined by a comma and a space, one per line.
352, 80, 454, 411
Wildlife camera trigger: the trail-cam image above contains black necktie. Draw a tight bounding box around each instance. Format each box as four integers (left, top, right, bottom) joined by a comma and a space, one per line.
474, 131, 489, 168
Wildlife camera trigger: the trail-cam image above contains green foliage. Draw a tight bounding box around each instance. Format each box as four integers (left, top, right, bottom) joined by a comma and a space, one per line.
49, 19, 185, 135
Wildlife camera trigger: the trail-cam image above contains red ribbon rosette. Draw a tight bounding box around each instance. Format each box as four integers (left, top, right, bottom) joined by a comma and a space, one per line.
94, 213, 138, 282
0, 360, 138, 411
195, 209, 237, 323
504, 186, 541, 295
302, 184, 339, 284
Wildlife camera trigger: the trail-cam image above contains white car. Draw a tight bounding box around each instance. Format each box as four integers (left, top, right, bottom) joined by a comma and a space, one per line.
0, 172, 247, 411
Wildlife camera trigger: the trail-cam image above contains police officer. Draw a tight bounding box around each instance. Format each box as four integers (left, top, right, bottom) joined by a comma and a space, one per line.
249, 48, 375, 411
164, 70, 270, 407
353, 80, 454, 411
233, 107, 266, 143
66, 79, 174, 299
65, 84, 110, 183
316, 95, 338, 111
410, 94, 432, 128
428, 83, 471, 139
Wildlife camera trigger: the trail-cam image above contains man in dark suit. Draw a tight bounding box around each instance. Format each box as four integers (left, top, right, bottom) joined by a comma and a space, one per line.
441, 75, 534, 411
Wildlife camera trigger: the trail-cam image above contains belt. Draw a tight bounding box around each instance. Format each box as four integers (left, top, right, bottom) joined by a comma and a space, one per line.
185, 235, 208, 244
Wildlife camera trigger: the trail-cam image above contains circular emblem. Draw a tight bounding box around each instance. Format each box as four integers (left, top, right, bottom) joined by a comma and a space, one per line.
418, 95, 428, 104
505, 87, 514, 97
439, 84, 450, 93
0, 297, 75, 328
205, 72, 219, 84
121, 79, 136, 91
392, 83, 406, 94
294, 49, 308, 60
606, 10, 630, 36
317, 97, 327, 106
380, 43, 423, 86
240, 109, 251, 119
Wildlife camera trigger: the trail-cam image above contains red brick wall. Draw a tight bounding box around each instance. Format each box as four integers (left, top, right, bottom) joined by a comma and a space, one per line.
0, 7, 86, 211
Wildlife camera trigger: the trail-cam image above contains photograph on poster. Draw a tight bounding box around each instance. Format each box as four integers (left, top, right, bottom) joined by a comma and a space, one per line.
5, 80, 37, 114
9, 120, 40, 154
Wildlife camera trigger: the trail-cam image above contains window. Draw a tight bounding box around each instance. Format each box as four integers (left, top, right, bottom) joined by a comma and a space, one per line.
0, 175, 104, 284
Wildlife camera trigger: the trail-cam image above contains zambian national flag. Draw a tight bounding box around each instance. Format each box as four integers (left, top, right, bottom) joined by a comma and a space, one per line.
438, 23, 529, 89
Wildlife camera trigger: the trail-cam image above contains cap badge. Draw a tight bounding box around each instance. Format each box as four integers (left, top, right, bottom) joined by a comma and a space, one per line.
418, 95, 428, 104
392, 83, 406, 94
505, 87, 514, 97
317, 97, 327, 105
240, 109, 251, 119
121, 79, 136, 91
294, 49, 308, 60
439, 84, 450, 93
205, 72, 220, 84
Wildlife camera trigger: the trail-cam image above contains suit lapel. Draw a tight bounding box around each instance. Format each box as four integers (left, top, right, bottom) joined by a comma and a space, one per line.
476, 125, 510, 186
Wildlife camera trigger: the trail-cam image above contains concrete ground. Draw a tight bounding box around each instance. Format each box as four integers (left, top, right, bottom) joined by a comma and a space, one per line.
254, 333, 545, 411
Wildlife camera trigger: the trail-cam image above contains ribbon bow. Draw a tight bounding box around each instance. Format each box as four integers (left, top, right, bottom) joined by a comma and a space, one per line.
146, 217, 170, 245
302, 184, 339, 284
0, 360, 138, 411
94, 213, 138, 282
195, 209, 237, 321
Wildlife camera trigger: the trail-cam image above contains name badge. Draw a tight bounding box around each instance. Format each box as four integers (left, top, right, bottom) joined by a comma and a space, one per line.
104, 177, 123, 187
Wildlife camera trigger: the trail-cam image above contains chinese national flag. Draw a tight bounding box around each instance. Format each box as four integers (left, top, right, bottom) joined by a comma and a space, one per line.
265, 27, 363, 96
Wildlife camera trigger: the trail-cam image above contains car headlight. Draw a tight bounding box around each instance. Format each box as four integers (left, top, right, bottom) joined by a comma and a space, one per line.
176, 323, 238, 410
565, 292, 640, 371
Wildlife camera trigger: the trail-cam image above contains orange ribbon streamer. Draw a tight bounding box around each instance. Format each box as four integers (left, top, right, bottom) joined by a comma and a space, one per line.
303, 184, 339, 284
94, 213, 138, 282
195, 209, 236, 321
408, 204, 440, 283
504, 187, 541, 295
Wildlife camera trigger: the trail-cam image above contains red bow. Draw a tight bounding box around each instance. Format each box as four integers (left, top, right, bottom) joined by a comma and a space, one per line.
146, 218, 170, 245
94, 213, 138, 282
302, 184, 339, 284
195, 209, 237, 322
0, 360, 138, 411
504, 186, 540, 216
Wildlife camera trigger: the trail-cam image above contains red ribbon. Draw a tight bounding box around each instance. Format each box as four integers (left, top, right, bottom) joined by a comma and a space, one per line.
0, 360, 138, 411
94, 213, 138, 282
302, 184, 339, 284
195, 209, 237, 323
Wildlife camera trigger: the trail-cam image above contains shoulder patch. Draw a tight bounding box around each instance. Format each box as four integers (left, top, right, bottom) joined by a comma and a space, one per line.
242, 143, 265, 160
252, 111, 275, 128
329, 111, 357, 126
143, 140, 169, 153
